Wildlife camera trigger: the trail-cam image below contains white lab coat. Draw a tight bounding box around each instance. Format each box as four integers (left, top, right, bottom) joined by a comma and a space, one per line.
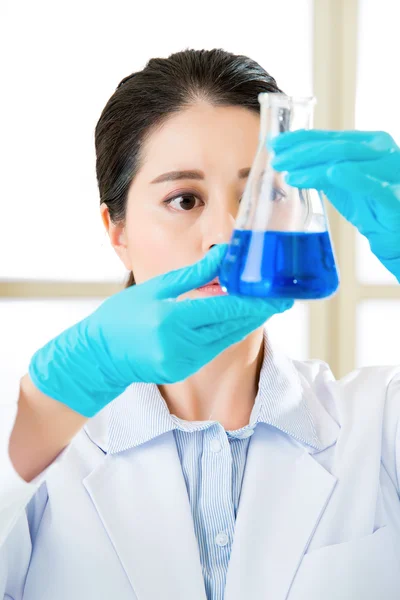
1, 354, 400, 600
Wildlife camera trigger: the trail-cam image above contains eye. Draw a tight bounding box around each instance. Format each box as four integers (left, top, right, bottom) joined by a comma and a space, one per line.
272, 186, 287, 202
163, 191, 245, 212
163, 193, 203, 212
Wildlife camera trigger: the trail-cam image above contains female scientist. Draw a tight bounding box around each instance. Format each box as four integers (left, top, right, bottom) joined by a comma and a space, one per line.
1, 48, 400, 600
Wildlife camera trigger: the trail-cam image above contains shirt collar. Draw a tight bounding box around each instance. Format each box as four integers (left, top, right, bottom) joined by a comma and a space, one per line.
86, 327, 339, 455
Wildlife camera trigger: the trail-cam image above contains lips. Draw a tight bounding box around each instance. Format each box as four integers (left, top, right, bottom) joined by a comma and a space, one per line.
197, 277, 220, 290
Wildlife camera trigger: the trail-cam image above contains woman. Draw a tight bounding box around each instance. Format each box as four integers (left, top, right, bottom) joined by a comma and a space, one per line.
1, 48, 400, 600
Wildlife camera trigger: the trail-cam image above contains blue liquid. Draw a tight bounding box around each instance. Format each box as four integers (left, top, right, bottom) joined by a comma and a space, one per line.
219, 229, 339, 299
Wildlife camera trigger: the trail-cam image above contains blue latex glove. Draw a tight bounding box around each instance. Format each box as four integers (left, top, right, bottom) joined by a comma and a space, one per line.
269, 130, 400, 281
28, 244, 293, 418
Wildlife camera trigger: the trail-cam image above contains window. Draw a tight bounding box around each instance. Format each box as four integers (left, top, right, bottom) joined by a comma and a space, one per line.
354, 0, 400, 366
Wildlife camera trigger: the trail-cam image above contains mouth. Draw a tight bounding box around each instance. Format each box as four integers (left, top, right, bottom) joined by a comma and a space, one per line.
197, 277, 220, 290
196, 277, 228, 295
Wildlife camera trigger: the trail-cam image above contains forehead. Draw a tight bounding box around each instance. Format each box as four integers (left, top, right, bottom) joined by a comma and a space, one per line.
138, 102, 260, 176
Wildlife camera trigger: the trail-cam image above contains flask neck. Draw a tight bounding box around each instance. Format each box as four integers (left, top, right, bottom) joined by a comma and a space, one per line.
258, 96, 315, 144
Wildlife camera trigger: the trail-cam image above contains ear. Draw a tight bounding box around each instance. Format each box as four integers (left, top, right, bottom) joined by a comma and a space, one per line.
100, 204, 132, 271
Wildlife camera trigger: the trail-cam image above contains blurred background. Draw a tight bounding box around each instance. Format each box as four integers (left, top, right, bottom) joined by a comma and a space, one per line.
1, 0, 399, 392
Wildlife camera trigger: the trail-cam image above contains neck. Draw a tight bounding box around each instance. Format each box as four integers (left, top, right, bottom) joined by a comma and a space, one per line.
157, 326, 265, 431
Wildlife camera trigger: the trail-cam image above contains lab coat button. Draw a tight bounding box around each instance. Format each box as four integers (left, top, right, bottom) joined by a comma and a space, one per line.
215, 532, 229, 547
210, 438, 222, 453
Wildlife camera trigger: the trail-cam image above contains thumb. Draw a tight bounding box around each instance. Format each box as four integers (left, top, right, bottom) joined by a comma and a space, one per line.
156, 244, 229, 300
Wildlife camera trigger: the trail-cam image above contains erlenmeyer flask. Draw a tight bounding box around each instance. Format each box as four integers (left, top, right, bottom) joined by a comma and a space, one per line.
219, 93, 340, 299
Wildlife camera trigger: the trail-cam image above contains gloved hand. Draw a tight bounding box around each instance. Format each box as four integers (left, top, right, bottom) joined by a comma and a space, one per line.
269, 130, 400, 281
28, 244, 293, 418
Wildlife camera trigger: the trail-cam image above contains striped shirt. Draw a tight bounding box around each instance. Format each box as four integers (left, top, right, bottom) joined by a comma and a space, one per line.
108, 328, 323, 599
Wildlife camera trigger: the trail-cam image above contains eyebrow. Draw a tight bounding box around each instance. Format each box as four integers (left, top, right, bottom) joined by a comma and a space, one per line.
150, 167, 251, 184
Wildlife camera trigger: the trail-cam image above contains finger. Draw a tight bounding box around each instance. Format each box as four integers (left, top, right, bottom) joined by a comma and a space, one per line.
327, 163, 400, 208
155, 244, 229, 300
284, 163, 399, 220
200, 299, 294, 360
267, 129, 380, 152
199, 307, 286, 344
170, 317, 268, 382
284, 165, 329, 189
271, 140, 385, 172
201, 318, 267, 360
177, 314, 264, 354
180, 295, 294, 330
284, 156, 400, 193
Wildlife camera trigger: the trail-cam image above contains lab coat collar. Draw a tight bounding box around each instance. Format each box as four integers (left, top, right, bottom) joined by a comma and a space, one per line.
83, 403, 338, 600
84, 327, 339, 456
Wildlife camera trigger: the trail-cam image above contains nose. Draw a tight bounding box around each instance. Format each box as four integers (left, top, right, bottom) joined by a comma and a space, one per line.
207, 213, 236, 250
209, 236, 231, 254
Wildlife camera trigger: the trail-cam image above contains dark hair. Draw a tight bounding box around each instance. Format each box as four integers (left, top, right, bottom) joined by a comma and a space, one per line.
95, 48, 283, 288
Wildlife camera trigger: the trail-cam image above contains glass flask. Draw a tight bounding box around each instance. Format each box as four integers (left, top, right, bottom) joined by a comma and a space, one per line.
218, 93, 340, 300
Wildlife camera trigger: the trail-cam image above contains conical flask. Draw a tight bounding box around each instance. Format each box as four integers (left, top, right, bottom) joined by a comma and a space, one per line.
219, 93, 340, 300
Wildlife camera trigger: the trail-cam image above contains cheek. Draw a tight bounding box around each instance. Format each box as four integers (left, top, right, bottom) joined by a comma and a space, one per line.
126, 216, 195, 285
